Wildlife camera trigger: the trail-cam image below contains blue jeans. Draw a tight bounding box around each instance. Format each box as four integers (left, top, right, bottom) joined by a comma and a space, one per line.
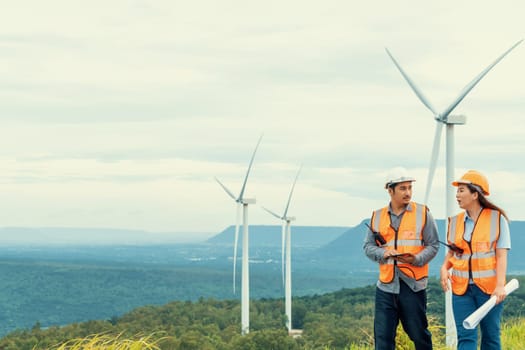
452, 284, 503, 350
374, 281, 433, 350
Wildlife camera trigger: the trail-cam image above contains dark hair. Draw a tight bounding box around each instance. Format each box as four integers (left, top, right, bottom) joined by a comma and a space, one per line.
466, 184, 509, 221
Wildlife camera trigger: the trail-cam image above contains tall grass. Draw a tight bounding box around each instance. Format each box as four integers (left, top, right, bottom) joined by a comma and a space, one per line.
501, 318, 525, 350
33, 333, 163, 350
325, 317, 525, 350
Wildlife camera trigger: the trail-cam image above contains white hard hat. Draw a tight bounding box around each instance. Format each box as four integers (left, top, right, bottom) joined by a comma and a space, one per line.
385, 167, 416, 189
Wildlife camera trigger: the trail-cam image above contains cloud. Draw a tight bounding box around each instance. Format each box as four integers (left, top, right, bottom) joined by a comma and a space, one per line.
0, 1, 523, 233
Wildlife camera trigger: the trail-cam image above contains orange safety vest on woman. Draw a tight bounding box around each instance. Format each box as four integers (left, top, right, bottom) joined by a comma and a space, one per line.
447, 208, 500, 295
370, 202, 428, 283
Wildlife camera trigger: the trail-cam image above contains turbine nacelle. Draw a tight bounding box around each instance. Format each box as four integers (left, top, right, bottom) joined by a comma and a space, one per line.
240, 198, 256, 205
445, 114, 467, 125
435, 114, 466, 125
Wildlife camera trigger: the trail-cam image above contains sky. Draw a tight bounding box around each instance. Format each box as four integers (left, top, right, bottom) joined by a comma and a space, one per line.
0, 1, 524, 236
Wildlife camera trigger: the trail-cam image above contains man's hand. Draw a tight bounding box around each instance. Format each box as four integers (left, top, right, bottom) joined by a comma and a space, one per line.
440, 265, 450, 292
383, 250, 415, 264
394, 253, 415, 264
383, 250, 399, 259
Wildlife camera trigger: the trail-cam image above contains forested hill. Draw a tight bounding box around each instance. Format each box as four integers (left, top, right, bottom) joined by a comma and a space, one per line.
207, 225, 349, 247
1, 276, 524, 350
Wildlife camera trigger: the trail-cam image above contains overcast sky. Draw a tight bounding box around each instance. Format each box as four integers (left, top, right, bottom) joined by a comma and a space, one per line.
0, 1, 523, 235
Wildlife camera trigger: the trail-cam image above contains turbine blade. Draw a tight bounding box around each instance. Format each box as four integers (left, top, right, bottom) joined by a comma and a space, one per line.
262, 206, 282, 220
281, 222, 286, 287
385, 48, 438, 115
238, 133, 263, 201
424, 122, 444, 204
441, 39, 523, 119
233, 203, 241, 294
283, 164, 302, 218
215, 177, 236, 201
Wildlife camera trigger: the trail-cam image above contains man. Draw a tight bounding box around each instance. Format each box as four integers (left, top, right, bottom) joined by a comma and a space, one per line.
364, 167, 439, 350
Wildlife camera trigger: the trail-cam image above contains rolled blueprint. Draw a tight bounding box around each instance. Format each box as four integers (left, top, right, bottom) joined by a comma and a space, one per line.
463, 278, 519, 329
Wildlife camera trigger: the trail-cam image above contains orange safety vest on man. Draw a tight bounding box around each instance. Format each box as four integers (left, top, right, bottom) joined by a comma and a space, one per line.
447, 208, 500, 295
370, 202, 428, 283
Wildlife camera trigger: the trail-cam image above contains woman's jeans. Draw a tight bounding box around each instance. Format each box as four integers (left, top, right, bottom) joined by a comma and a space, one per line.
374, 280, 433, 350
452, 284, 503, 350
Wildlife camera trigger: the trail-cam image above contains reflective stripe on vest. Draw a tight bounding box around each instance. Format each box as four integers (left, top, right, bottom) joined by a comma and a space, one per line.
371, 202, 428, 283
447, 209, 500, 295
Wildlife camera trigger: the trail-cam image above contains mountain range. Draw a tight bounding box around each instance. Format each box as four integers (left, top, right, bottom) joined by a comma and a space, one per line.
0, 227, 211, 245
207, 225, 349, 247
208, 219, 525, 275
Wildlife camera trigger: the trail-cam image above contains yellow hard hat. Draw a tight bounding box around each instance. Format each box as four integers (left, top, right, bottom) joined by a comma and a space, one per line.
452, 170, 490, 196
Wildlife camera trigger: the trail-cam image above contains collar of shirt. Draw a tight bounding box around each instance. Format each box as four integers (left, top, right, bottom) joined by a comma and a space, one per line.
462, 210, 476, 242
388, 202, 412, 231
462, 206, 484, 222
388, 202, 413, 216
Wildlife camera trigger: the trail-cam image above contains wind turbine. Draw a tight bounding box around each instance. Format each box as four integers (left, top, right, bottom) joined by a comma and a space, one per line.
262, 165, 301, 333
386, 39, 522, 347
215, 134, 263, 335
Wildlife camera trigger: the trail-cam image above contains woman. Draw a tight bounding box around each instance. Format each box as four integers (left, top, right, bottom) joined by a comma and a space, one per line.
440, 170, 511, 350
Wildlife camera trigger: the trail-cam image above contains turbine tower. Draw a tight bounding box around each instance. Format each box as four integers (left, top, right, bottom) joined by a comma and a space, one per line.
262, 165, 301, 333
215, 134, 263, 335
386, 39, 522, 347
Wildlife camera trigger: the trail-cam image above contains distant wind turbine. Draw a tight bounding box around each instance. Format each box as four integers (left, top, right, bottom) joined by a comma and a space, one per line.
215, 134, 263, 335
262, 165, 302, 333
386, 39, 522, 347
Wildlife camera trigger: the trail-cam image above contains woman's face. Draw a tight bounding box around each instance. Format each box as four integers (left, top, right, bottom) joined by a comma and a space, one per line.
456, 184, 478, 210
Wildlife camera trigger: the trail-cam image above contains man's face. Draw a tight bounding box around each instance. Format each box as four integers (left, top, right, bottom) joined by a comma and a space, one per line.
389, 181, 413, 206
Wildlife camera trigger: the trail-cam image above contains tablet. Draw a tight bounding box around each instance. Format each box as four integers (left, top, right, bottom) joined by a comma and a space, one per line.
391, 253, 411, 258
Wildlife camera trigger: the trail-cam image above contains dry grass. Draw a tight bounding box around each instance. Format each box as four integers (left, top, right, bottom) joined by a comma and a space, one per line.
34, 333, 163, 350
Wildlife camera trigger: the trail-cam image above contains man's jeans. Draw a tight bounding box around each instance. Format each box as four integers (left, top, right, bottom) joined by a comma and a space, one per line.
374, 280, 433, 350
452, 284, 503, 350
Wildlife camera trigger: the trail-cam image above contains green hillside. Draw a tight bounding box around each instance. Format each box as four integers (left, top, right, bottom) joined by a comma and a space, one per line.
1, 277, 523, 350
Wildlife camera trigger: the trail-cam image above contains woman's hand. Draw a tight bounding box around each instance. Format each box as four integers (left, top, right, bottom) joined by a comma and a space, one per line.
493, 285, 507, 304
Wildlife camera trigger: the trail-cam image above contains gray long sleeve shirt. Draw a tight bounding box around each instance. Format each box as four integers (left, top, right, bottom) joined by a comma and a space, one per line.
363, 202, 440, 294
